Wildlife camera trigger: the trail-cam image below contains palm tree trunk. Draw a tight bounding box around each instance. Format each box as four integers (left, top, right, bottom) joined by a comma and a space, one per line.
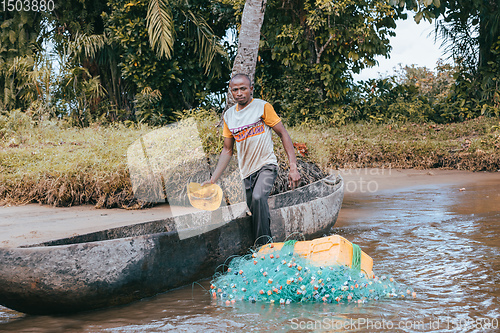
226, 0, 267, 109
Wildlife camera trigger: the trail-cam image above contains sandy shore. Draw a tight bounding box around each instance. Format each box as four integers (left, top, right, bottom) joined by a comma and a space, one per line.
1, 168, 499, 248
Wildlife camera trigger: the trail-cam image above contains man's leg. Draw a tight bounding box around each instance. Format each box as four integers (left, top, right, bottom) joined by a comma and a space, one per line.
244, 164, 278, 245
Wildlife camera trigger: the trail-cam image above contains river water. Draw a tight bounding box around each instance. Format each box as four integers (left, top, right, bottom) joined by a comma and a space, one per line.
1, 170, 499, 332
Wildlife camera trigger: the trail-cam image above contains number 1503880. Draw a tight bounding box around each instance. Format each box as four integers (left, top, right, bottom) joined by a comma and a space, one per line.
1, 0, 54, 12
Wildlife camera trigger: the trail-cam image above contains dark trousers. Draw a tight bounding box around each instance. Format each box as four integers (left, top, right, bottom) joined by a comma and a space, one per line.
243, 164, 278, 246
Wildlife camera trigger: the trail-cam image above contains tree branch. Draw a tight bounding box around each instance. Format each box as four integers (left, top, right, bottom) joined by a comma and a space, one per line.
315, 34, 334, 64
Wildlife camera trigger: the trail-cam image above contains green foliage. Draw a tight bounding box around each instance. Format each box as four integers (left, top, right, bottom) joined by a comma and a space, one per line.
0, 54, 56, 121
0, 10, 43, 58
437, 37, 500, 122
0, 109, 34, 142
47, 0, 136, 124
395, 0, 500, 120
24, 0, 235, 126
0, 10, 45, 111
394, 60, 456, 101
0, 56, 34, 110
244, 0, 406, 125
146, 0, 227, 74
48, 0, 110, 48
54, 65, 107, 127
105, 0, 234, 125
350, 77, 434, 123
407, 0, 500, 70
339, 62, 457, 124
2, 0, 496, 128
133, 86, 164, 124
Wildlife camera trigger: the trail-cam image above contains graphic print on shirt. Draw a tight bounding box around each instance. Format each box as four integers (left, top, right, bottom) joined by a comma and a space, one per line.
231, 119, 265, 142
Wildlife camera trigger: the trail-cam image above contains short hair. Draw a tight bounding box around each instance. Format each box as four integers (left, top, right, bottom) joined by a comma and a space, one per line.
230, 73, 252, 86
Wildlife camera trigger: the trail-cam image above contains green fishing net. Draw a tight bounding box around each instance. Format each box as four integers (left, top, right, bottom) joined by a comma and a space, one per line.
210, 240, 415, 305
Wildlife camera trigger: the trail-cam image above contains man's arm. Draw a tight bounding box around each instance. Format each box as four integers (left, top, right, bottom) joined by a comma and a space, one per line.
206, 137, 235, 184
271, 122, 301, 189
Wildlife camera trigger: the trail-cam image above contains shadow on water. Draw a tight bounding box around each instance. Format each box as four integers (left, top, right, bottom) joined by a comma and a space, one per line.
1, 174, 500, 332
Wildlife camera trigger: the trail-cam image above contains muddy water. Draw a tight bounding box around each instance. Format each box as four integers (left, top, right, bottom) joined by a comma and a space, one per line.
1, 172, 499, 332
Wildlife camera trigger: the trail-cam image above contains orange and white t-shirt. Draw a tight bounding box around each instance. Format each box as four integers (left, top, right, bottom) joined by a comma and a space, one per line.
223, 98, 281, 179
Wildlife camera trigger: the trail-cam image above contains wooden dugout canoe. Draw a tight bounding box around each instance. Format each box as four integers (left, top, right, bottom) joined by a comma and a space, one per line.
0, 174, 344, 315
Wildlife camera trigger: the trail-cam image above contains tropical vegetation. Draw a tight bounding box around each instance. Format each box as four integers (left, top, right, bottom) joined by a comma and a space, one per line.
0, 0, 498, 126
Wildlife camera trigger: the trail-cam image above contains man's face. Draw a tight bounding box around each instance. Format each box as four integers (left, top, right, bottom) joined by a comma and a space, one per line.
229, 76, 253, 108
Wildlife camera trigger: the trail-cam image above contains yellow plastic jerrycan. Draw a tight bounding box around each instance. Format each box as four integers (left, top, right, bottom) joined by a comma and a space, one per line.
258, 235, 374, 279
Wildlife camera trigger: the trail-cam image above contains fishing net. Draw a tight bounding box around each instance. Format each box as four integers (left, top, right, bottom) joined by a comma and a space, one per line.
210, 240, 415, 305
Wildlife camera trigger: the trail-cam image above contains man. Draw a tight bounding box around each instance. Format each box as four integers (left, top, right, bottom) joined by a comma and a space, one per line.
205, 73, 300, 245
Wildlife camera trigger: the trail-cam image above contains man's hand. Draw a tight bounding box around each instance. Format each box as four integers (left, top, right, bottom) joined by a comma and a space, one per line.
289, 167, 301, 189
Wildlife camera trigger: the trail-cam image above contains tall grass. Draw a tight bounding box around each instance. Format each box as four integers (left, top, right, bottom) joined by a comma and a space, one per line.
1, 110, 499, 208
288, 117, 500, 171
0, 115, 153, 207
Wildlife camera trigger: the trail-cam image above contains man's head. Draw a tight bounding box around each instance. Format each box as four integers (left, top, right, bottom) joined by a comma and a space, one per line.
229, 74, 253, 108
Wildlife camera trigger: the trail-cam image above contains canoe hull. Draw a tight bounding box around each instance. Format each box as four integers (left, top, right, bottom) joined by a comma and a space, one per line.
0, 174, 344, 314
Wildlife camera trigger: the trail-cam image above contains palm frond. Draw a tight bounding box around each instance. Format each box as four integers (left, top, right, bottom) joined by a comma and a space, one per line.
435, 15, 479, 70
182, 9, 228, 74
69, 33, 108, 60
147, 0, 175, 59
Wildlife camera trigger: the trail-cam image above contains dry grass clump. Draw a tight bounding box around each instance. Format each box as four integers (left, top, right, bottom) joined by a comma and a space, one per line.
0, 170, 135, 208
272, 137, 327, 195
